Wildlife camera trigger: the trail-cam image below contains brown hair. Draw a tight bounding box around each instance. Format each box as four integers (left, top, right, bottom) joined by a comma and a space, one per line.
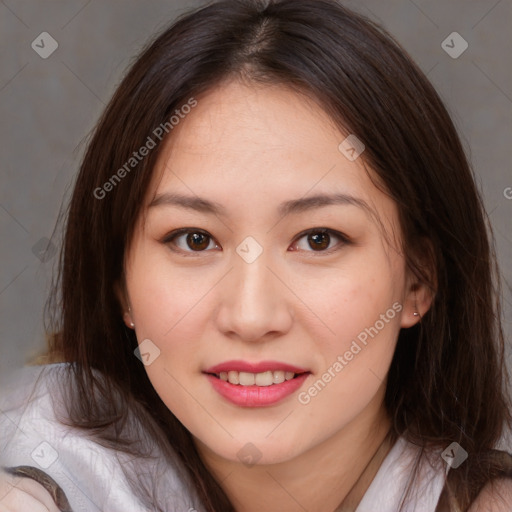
43, 0, 511, 510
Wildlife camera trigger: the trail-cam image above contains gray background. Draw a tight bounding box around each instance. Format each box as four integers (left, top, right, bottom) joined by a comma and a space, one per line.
0, 0, 511, 388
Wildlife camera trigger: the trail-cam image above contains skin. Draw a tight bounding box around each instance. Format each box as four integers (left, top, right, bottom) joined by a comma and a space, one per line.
118, 78, 432, 511
0, 471, 61, 512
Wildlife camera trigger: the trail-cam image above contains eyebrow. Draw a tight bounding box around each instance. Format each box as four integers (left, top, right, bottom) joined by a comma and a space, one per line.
148, 192, 372, 218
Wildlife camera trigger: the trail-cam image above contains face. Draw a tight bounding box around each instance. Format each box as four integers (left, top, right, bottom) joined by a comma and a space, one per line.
121, 79, 424, 466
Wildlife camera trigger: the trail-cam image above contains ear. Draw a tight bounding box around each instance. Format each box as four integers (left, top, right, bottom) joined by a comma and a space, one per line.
114, 281, 135, 330
400, 281, 433, 328
400, 237, 436, 328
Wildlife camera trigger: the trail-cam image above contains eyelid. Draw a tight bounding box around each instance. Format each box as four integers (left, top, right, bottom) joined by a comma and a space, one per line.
290, 228, 350, 254
162, 227, 220, 256
162, 227, 351, 255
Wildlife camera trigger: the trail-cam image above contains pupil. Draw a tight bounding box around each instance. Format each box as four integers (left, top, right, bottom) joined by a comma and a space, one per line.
184, 232, 330, 252
187, 233, 209, 251
309, 232, 329, 251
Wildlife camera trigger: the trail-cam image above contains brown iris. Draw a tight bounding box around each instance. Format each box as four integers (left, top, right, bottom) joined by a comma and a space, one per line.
308, 231, 330, 251
186, 232, 210, 251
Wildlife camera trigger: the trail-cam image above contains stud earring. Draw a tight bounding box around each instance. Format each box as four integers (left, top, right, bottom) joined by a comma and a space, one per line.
124, 310, 135, 328
413, 292, 420, 318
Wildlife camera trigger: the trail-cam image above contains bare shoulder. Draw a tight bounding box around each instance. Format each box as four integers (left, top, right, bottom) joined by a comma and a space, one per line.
468, 478, 512, 512
0, 470, 61, 512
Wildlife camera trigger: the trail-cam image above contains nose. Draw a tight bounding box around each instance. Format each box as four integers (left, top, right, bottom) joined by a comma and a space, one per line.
215, 250, 293, 343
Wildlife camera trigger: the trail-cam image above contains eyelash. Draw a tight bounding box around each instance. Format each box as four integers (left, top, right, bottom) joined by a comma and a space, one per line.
161, 227, 351, 257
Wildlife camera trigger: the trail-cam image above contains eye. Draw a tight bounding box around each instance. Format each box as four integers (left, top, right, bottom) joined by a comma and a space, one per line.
163, 228, 219, 253
290, 228, 349, 254
162, 227, 350, 256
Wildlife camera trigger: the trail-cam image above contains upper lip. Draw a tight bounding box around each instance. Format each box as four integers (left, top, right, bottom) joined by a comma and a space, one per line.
204, 360, 309, 374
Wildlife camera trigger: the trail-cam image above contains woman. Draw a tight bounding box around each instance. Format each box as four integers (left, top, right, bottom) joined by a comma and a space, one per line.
1, 0, 511, 510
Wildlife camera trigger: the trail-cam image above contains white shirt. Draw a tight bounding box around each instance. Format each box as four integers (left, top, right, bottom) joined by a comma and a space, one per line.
0, 364, 448, 511
355, 436, 448, 511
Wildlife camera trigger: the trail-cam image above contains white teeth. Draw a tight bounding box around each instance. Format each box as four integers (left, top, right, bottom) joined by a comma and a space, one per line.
273, 371, 285, 384
255, 371, 273, 386
239, 372, 255, 386
217, 370, 299, 386
227, 370, 239, 385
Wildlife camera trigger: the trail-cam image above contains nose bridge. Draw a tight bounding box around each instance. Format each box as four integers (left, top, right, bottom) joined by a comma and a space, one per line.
235, 249, 273, 302
215, 246, 292, 340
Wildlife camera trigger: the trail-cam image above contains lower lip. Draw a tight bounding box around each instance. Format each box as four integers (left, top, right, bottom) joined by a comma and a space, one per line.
205, 373, 310, 407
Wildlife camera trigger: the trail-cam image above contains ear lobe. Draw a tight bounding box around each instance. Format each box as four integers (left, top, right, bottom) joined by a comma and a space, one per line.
123, 311, 135, 329
400, 281, 434, 328
114, 281, 136, 329
400, 236, 437, 328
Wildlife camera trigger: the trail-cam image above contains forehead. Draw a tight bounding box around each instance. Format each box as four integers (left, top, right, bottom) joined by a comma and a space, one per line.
146, 79, 391, 221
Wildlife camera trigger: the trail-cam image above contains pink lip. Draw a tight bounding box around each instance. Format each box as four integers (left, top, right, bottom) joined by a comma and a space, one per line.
205, 373, 310, 407
204, 360, 308, 374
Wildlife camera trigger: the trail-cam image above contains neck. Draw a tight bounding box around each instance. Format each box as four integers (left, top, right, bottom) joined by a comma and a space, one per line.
195, 384, 393, 512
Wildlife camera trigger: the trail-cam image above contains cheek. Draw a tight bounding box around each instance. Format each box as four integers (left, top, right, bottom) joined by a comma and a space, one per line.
301, 254, 403, 408
297, 276, 400, 432
309, 259, 403, 344
125, 251, 210, 427
126, 244, 209, 339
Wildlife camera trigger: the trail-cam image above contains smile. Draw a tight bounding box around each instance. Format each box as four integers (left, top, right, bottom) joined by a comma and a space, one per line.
203, 361, 311, 407
215, 370, 297, 386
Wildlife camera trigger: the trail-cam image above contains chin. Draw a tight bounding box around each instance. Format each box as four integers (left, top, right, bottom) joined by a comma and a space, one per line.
235, 437, 306, 466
